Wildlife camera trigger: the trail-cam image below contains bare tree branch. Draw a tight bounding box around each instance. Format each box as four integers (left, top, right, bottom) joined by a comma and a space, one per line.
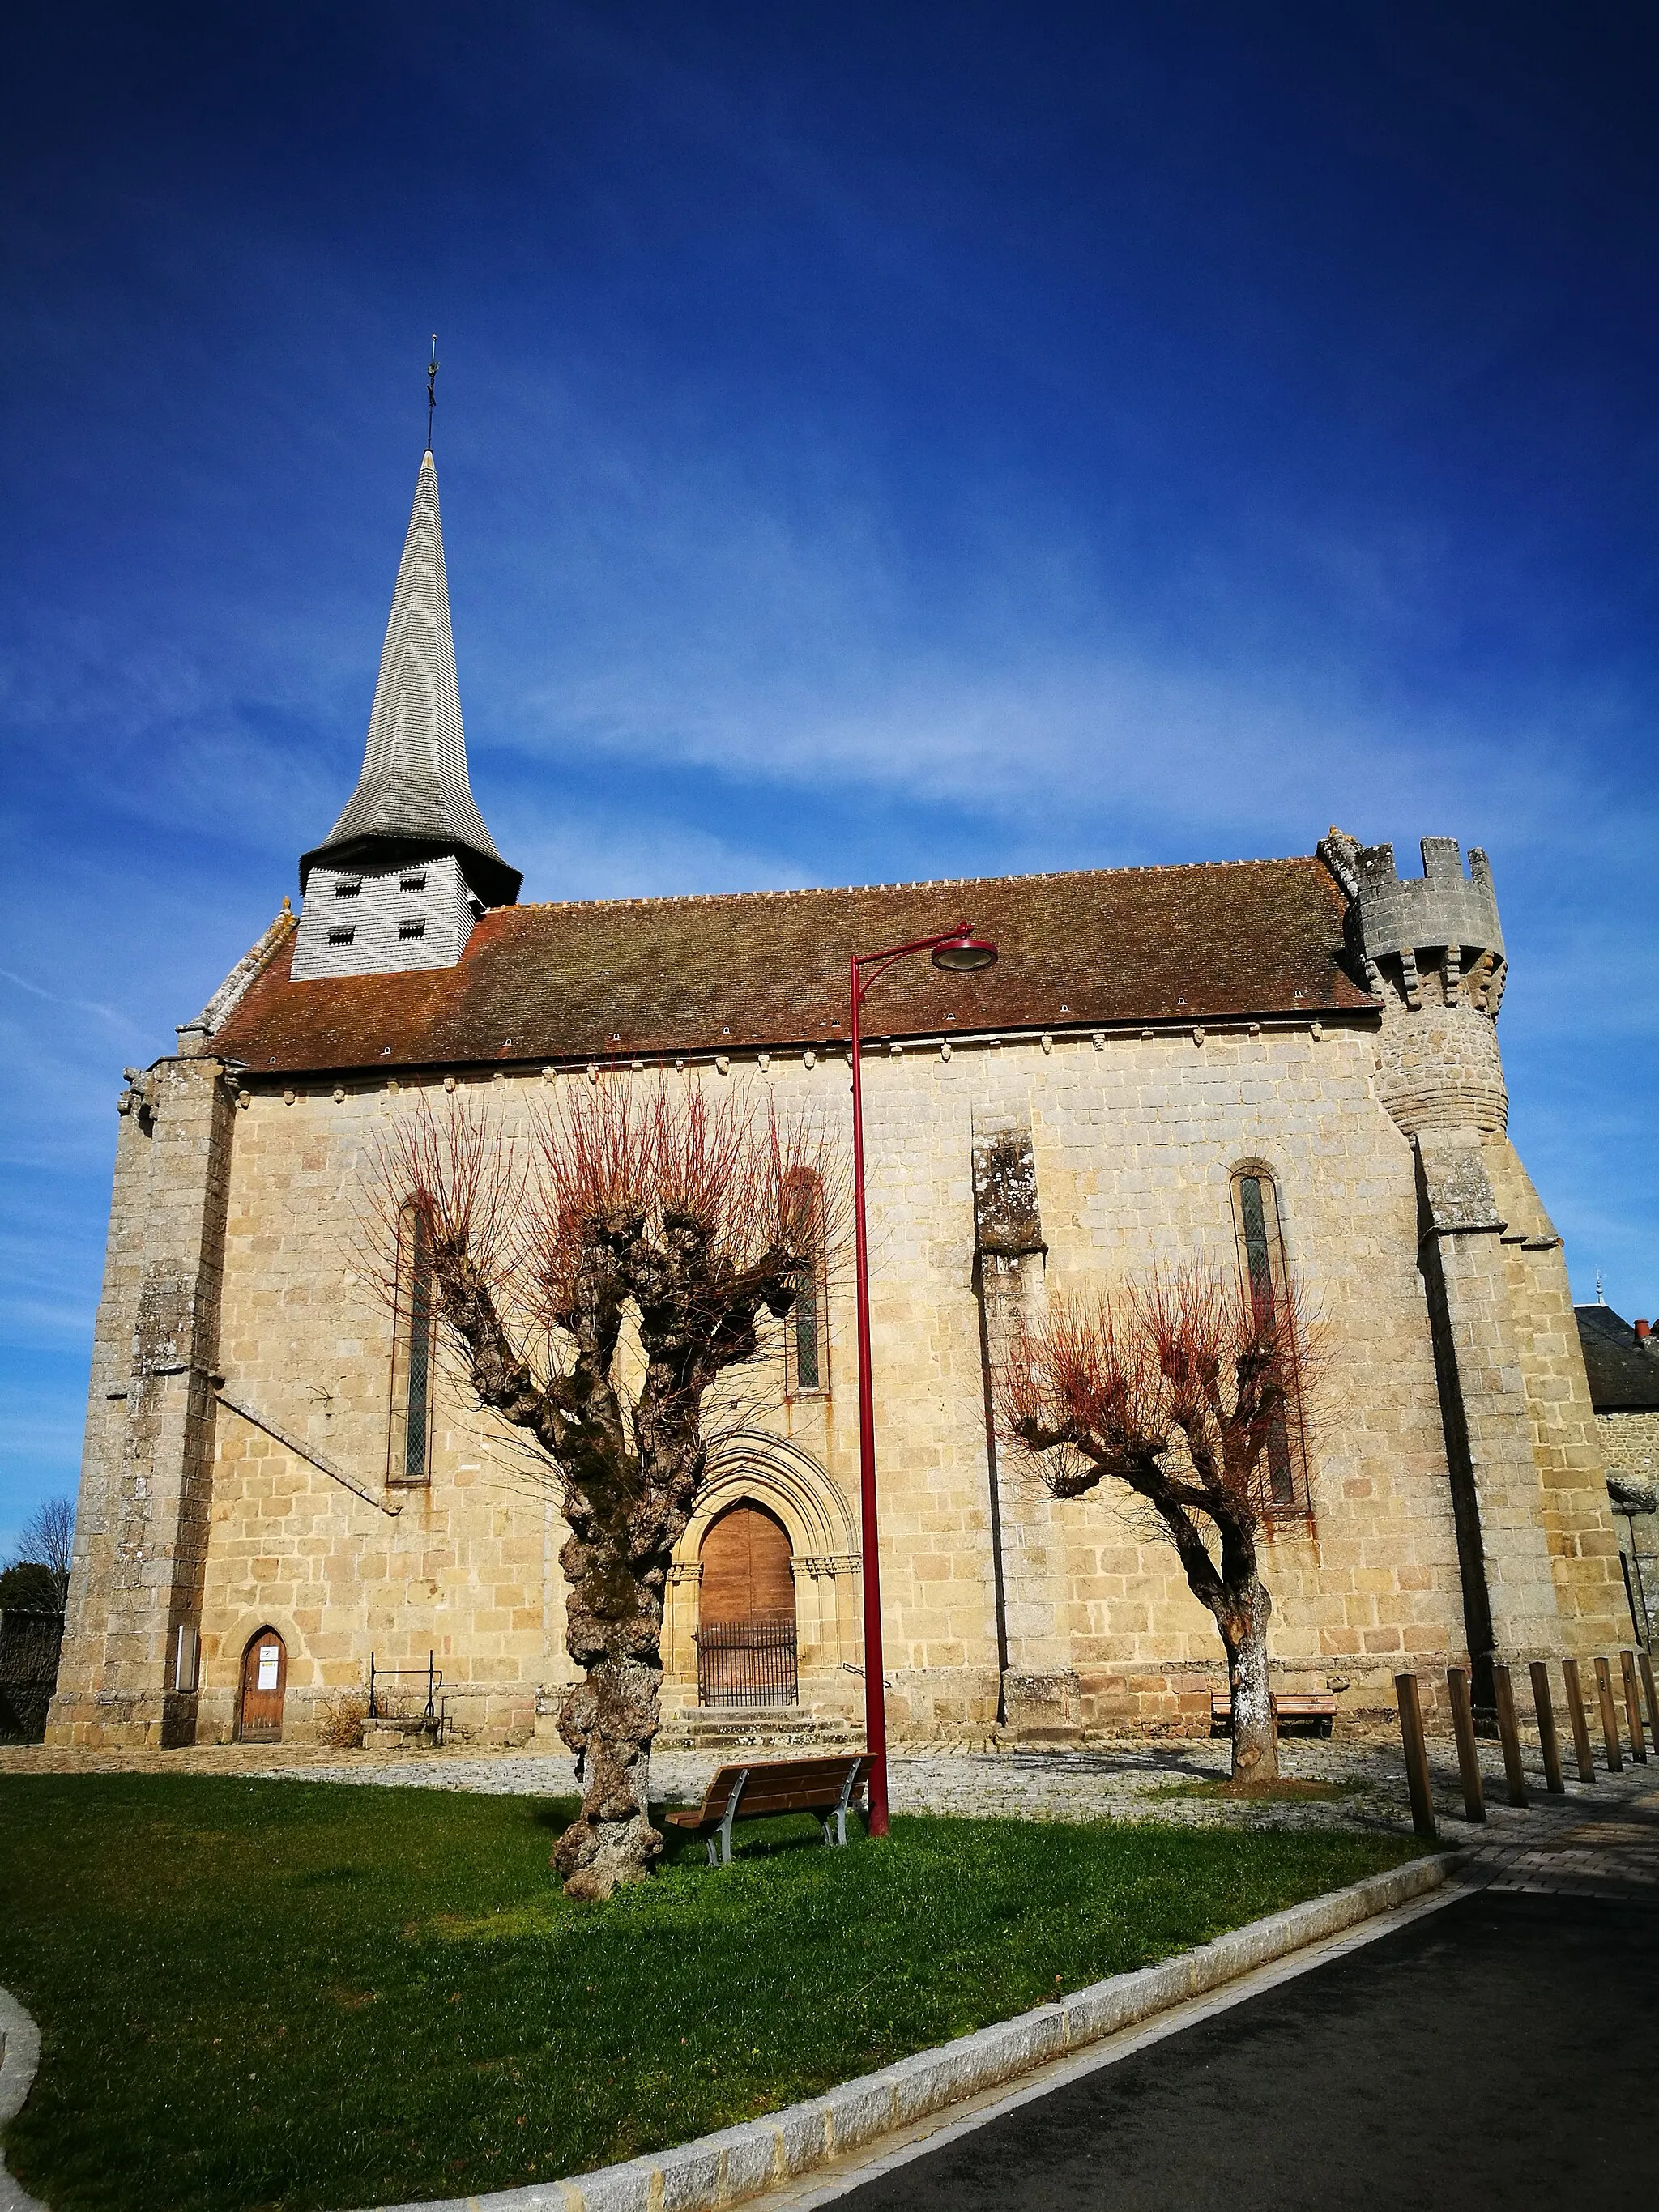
995, 1264, 1323, 1782
360, 1074, 846, 1896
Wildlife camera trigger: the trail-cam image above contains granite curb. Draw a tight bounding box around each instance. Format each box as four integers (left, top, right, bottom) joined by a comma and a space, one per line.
354, 1850, 1453, 2212
0, 1984, 46, 2212
0, 1854, 1452, 2212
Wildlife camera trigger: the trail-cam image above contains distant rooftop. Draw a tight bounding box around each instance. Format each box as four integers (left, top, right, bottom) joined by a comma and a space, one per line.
1576, 1304, 1659, 1413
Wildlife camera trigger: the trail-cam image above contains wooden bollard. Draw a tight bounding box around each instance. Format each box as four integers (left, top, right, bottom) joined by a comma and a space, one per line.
1491, 1664, 1529, 1806
1619, 1652, 1648, 1762
1594, 1657, 1623, 1772
1395, 1673, 1439, 1841
1448, 1666, 1486, 1822
1641, 1652, 1659, 1743
1561, 1658, 1596, 1782
1529, 1660, 1565, 1794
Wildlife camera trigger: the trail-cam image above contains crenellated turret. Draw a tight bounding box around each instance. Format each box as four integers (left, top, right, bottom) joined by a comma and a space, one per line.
1318, 825, 1621, 1702
1320, 831, 1509, 1136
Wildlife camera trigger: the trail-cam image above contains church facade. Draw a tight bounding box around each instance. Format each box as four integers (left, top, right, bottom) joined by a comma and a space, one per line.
47, 450, 1628, 1752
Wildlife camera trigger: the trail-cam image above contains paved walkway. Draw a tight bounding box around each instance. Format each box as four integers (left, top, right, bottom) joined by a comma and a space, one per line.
822, 1887, 1659, 2211
6, 1726, 1657, 1845
748, 1776, 1659, 2212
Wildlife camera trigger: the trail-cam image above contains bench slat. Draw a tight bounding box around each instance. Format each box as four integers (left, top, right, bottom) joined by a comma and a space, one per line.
1209, 1690, 1336, 1735
668, 1755, 872, 1835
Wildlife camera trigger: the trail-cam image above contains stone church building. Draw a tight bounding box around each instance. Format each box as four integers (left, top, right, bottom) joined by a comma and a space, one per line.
47, 449, 1629, 1752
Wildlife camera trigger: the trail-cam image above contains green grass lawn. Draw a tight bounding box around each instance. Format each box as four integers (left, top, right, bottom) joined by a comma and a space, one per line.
0, 1775, 1425, 2212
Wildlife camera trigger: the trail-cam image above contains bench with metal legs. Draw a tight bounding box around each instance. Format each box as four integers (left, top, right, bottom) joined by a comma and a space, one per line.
664, 1754, 876, 1866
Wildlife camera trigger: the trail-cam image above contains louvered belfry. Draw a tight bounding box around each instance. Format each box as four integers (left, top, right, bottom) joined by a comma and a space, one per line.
292, 449, 520, 981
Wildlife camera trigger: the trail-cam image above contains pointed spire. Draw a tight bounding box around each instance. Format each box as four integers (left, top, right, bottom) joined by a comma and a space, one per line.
300, 450, 520, 907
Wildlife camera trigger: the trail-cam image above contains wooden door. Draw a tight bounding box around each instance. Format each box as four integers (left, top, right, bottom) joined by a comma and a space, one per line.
238, 1630, 287, 1742
700, 1504, 795, 1621
697, 1504, 798, 1706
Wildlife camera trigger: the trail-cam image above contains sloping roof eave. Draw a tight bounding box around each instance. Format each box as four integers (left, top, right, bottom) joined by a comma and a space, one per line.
210, 854, 1375, 1077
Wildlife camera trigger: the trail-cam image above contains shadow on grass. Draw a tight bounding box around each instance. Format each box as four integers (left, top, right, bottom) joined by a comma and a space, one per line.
0, 1773, 1423, 2212
530, 1792, 875, 1866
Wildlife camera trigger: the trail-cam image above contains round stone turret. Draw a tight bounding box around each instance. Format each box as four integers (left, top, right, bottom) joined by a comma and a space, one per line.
1320, 831, 1509, 1137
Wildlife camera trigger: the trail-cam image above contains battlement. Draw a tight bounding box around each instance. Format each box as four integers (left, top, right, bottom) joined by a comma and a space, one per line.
1321, 830, 1508, 1017
1346, 837, 1503, 966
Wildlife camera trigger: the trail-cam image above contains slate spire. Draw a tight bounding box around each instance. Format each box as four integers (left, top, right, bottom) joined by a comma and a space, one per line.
300, 450, 521, 908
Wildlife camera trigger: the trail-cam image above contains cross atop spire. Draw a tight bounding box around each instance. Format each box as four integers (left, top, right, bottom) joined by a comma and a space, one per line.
299, 448, 520, 910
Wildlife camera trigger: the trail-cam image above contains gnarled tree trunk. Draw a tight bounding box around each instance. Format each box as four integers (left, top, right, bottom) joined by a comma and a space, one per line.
552, 1494, 671, 1899
1216, 1573, 1277, 1783
1150, 1486, 1279, 1783
552, 1413, 708, 1897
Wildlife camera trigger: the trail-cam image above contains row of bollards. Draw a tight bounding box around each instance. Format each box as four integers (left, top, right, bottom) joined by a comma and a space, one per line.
1395, 1650, 1658, 1841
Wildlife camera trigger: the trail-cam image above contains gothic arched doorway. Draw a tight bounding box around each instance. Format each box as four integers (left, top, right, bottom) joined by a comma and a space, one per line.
237, 1628, 287, 1743
696, 1502, 799, 1707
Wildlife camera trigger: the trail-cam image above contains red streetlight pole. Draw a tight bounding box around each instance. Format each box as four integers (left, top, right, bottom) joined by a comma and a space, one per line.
850, 922, 998, 1836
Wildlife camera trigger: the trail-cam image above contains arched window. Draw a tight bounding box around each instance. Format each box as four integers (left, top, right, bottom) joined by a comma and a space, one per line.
784, 1170, 829, 1396
388, 1200, 434, 1485
1230, 1168, 1305, 1512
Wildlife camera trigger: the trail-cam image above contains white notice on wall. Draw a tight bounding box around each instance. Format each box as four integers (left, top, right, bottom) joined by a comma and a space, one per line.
258, 1646, 279, 1691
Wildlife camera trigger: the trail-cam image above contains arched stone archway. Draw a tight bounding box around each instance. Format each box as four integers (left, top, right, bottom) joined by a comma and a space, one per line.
237, 1626, 288, 1743
663, 1432, 860, 1714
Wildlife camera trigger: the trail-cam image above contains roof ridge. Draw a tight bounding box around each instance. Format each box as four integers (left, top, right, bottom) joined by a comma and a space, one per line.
506, 853, 1318, 916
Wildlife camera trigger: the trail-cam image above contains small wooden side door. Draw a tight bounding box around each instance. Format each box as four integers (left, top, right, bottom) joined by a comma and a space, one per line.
238, 1630, 287, 1742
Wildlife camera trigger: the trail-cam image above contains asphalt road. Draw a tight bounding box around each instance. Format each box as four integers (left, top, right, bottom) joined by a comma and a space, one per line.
835, 1892, 1659, 2211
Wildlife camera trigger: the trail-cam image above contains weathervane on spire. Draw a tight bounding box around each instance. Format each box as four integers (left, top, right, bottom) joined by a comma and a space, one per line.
426, 334, 438, 451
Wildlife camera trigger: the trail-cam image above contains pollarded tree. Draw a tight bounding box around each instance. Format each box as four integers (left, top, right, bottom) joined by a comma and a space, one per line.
995, 1265, 1316, 1782
371, 1076, 841, 1899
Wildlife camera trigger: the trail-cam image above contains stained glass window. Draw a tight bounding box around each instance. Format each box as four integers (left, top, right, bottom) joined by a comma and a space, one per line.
390, 1201, 434, 1483
1233, 1172, 1299, 1509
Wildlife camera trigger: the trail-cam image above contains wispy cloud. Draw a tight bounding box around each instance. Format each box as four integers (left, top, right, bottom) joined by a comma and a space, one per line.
0, 966, 135, 1033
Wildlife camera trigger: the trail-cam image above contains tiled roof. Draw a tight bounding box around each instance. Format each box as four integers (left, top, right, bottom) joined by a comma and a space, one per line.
210, 854, 1374, 1076
298, 450, 521, 907
1576, 1307, 1659, 1413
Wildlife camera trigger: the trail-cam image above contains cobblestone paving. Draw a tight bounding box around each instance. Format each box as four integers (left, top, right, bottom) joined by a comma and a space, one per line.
1458, 1792, 1659, 1900
6, 1729, 1658, 1862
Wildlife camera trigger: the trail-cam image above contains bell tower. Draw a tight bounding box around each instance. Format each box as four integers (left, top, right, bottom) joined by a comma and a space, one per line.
291, 446, 520, 980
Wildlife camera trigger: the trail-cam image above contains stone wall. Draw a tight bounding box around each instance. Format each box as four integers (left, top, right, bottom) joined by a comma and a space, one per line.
53, 999, 1630, 1747
1598, 1409, 1659, 1481
194, 1074, 565, 1746
48, 1057, 237, 1746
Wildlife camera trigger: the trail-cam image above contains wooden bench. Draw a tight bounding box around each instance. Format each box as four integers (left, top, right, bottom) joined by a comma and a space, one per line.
663, 1755, 875, 1866
1209, 1690, 1337, 1738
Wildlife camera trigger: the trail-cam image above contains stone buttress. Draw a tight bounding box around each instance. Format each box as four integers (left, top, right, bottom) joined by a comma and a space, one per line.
971, 1104, 1083, 1742
47, 1058, 237, 1745
1324, 832, 1626, 1702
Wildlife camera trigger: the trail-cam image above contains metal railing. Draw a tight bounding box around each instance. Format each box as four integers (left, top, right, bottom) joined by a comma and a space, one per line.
696, 1612, 799, 1707
367, 1649, 447, 1738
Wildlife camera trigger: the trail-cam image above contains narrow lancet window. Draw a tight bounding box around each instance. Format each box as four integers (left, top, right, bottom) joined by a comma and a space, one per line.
389, 1200, 435, 1484
784, 1171, 828, 1396
1230, 1169, 1303, 1511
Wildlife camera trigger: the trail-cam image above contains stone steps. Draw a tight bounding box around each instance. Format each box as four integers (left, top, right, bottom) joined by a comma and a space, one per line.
656, 1703, 863, 1754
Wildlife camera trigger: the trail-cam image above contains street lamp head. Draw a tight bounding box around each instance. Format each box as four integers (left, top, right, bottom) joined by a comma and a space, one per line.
931, 926, 998, 974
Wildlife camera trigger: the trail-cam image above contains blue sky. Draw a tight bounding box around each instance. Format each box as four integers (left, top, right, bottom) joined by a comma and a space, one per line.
2, 2, 1656, 1551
